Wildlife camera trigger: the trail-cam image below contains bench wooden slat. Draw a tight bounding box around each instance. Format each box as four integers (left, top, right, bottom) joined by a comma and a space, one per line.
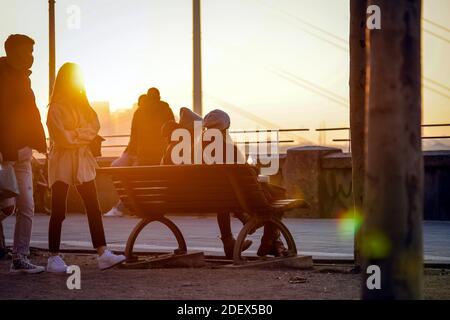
121, 200, 242, 214
118, 193, 239, 203
100, 164, 309, 216
112, 176, 258, 187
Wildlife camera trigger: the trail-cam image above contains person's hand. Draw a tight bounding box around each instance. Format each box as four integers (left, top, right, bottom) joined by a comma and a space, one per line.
18, 147, 33, 162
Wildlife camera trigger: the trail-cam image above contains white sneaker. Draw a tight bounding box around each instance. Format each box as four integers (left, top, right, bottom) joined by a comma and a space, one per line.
47, 255, 68, 273
103, 207, 124, 217
97, 250, 126, 270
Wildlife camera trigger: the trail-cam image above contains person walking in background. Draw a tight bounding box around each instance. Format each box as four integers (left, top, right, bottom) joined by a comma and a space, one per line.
46, 63, 126, 272
104, 88, 174, 217
103, 94, 146, 217
0, 35, 47, 273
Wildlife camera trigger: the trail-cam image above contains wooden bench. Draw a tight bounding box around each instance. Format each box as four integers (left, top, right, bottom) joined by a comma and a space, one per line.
98, 164, 309, 265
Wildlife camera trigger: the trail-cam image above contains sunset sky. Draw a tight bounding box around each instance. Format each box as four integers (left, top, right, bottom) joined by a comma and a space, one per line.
1, 0, 449, 146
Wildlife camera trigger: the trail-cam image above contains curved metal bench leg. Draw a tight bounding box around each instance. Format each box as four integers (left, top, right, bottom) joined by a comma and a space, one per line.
232, 216, 298, 265
233, 217, 262, 264
157, 217, 188, 255
124, 217, 187, 262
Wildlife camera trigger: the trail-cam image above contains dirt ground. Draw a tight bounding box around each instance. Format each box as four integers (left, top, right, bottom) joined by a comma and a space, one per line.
1, 251, 449, 300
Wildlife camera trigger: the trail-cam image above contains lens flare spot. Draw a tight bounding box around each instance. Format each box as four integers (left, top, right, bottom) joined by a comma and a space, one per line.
337, 209, 363, 239
361, 231, 391, 259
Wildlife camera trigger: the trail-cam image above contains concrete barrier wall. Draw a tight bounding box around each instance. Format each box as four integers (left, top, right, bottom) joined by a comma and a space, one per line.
280, 147, 450, 220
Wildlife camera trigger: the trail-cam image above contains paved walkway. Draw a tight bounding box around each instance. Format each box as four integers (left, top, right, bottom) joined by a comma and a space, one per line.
3, 214, 450, 262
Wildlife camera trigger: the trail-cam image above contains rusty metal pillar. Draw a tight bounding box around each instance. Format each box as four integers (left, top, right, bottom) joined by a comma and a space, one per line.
362, 0, 423, 299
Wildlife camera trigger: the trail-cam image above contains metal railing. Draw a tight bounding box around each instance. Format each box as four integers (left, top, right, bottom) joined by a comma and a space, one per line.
100, 128, 309, 149
99, 124, 450, 152
320, 124, 450, 144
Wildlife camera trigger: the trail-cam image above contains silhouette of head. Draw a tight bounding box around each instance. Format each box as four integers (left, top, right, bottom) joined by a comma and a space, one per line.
138, 94, 148, 108
4, 34, 34, 70
51, 62, 94, 121
147, 87, 161, 102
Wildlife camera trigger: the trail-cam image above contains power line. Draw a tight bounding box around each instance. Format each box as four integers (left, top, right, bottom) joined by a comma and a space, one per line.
423, 77, 450, 93
256, 1, 450, 101
272, 69, 348, 108
280, 69, 348, 104
253, 0, 348, 52
425, 84, 450, 101
207, 95, 314, 145
263, 1, 348, 45
423, 18, 450, 34
423, 27, 450, 44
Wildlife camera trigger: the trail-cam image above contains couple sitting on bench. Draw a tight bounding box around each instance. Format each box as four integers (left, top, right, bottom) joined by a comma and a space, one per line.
160, 107, 288, 259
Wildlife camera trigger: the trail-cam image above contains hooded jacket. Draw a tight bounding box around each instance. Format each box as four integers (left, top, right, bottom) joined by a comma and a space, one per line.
0, 57, 47, 161
126, 99, 175, 165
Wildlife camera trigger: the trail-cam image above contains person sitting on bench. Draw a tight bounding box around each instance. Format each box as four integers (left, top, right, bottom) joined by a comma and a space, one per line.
201, 109, 288, 257
160, 108, 252, 259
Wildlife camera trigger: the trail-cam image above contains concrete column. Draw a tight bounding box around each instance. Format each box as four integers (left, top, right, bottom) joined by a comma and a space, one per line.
283, 146, 341, 218
49, 0, 56, 99
193, 0, 202, 115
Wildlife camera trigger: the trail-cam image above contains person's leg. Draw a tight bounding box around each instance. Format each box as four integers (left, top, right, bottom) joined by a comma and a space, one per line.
233, 211, 250, 225
0, 222, 6, 258
76, 180, 126, 269
48, 181, 69, 254
0, 198, 15, 221
104, 152, 133, 216
0, 198, 14, 256
46, 181, 70, 273
75, 180, 107, 254
11, 159, 34, 257
9, 159, 45, 273
217, 212, 252, 259
257, 213, 287, 257
0, 199, 16, 258
217, 212, 233, 239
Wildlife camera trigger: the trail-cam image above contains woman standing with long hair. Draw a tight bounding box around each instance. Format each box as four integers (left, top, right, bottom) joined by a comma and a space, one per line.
46, 63, 125, 272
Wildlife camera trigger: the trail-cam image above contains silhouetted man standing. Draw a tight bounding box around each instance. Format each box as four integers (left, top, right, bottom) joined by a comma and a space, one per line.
0, 35, 47, 273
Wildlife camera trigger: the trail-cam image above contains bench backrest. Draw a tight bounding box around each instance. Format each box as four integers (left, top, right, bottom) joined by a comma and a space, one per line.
98, 164, 270, 216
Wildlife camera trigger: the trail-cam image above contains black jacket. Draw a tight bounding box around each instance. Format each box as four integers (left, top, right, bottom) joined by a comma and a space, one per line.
0, 57, 47, 161
126, 100, 174, 165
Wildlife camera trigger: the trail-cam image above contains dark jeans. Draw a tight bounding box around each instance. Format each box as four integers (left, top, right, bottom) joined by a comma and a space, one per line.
49, 180, 106, 253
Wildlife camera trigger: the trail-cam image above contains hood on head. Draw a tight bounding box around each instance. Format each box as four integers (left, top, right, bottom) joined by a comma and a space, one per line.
203, 109, 230, 131
179, 107, 203, 130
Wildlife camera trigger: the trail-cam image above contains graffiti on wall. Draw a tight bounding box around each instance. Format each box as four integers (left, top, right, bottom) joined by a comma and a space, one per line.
319, 168, 353, 218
